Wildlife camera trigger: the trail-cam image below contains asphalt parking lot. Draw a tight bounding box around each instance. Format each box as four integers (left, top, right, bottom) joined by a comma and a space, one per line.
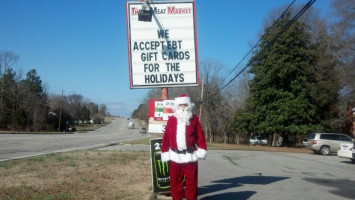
99, 144, 355, 200
198, 150, 355, 200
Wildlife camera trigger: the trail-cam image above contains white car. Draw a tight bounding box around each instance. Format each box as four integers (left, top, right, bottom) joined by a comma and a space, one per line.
337, 143, 355, 163
250, 136, 268, 145
259, 138, 268, 145
249, 136, 258, 145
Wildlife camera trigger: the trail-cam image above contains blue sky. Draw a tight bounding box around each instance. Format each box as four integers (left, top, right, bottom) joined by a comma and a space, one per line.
0, 0, 331, 117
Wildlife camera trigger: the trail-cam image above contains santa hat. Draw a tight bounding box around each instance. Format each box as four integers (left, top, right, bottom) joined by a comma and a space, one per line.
175, 94, 191, 105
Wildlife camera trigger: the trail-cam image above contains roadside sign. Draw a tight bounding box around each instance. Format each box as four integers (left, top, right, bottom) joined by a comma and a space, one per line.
150, 138, 170, 192
126, 1, 199, 88
148, 99, 174, 134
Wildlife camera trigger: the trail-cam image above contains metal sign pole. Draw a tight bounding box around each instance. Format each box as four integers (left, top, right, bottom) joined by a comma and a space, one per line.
161, 88, 168, 100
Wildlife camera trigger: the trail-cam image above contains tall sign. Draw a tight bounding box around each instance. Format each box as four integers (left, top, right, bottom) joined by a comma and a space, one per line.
126, 1, 199, 88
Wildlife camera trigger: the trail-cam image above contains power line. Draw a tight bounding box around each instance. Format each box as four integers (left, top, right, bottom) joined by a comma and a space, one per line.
221, 0, 296, 84
266, 0, 316, 49
218, 0, 316, 93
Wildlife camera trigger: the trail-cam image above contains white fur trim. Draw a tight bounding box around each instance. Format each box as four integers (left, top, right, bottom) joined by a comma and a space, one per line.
176, 121, 187, 150
196, 148, 207, 160
175, 96, 191, 105
168, 149, 198, 163
161, 152, 170, 162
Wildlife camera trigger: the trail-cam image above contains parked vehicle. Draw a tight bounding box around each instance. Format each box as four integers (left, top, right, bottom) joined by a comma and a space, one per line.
139, 127, 147, 134
259, 138, 268, 145
128, 122, 135, 129
306, 133, 353, 155
250, 136, 258, 145
250, 135, 268, 145
302, 139, 308, 147
337, 143, 355, 163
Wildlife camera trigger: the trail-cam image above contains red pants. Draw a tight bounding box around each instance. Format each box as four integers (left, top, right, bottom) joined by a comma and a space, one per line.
169, 161, 198, 200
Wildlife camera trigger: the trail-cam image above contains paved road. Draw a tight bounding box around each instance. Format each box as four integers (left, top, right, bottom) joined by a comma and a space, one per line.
0, 117, 149, 162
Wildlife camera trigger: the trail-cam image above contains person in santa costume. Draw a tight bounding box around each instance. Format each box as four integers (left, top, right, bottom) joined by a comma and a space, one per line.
161, 94, 207, 200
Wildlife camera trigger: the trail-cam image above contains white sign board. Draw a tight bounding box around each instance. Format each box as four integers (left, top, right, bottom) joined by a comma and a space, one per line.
126, 1, 199, 88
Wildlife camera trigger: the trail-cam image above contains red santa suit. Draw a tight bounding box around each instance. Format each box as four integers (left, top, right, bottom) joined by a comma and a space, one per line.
161, 94, 207, 200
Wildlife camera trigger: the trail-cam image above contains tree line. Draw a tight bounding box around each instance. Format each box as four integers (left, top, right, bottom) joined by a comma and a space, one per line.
132, 0, 355, 146
0, 51, 109, 132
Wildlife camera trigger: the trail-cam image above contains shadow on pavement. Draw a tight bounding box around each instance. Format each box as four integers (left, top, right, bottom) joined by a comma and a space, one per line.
200, 191, 256, 200
303, 178, 355, 199
340, 160, 355, 165
199, 175, 289, 199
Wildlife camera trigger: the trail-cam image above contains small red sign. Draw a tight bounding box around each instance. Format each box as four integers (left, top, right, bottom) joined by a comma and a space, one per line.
148, 99, 175, 133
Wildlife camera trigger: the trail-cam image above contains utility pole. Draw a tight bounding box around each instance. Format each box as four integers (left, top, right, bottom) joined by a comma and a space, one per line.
58, 90, 63, 132
199, 76, 204, 119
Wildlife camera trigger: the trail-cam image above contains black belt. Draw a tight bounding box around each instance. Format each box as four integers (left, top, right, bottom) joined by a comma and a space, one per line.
172, 148, 195, 154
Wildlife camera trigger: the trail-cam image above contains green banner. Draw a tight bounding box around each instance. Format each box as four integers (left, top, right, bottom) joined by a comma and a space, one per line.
150, 138, 170, 193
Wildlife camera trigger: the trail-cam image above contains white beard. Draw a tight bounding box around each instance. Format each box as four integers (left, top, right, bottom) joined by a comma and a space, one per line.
175, 107, 193, 150
175, 107, 193, 125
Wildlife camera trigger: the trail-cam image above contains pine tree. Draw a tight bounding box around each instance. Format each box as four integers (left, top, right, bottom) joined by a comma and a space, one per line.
232, 11, 339, 146
0, 69, 18, 129
20, 69, 48, 131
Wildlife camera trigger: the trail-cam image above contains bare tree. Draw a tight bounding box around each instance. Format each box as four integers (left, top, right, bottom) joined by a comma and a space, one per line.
67, 94, 85, 121
197, 59, 232, 143
224, 72, 250, 144
331, 0, 355, 99
87, 102, 98, 117
99, 104, 107, 116
329, 0, 355, 134
0, 51, 19, 77
49, 94, 63, 111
